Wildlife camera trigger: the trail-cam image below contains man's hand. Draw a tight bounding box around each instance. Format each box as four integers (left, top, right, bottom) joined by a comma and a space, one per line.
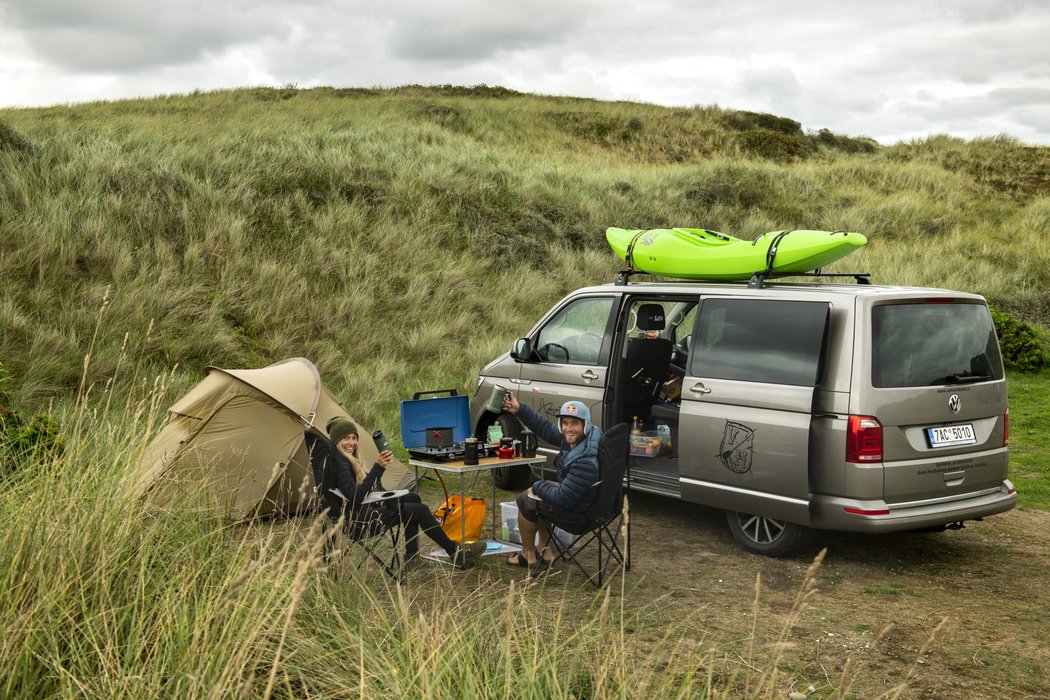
503, 391, 521, 414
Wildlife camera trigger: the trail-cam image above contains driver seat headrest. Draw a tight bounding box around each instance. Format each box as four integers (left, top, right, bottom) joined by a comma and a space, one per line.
636, 304, 666, 332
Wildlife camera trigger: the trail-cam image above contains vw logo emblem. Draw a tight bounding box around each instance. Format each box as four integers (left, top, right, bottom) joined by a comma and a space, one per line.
948, 394, 961, 414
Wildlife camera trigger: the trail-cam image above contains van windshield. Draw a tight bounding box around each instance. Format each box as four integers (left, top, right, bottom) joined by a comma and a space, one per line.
871, 302, 1004, 388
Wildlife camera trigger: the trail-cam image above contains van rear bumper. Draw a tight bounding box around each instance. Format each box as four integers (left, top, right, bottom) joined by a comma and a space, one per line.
811, 481, 1017, 533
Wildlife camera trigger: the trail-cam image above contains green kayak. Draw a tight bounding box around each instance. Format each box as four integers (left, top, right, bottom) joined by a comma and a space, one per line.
606, 227, 867, 280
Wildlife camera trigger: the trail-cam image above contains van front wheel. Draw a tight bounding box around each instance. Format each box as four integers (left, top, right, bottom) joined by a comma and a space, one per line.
726, 511, 812, 557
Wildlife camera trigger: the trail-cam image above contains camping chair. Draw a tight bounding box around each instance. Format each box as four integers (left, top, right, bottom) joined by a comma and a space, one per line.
304, 431, 406, 584
323, 491, 406, 585
534, 423, 631, 588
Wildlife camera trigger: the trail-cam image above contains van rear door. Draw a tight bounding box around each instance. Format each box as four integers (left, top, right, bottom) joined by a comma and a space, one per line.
861, 299, 1008, 505
678, 298, 830, 524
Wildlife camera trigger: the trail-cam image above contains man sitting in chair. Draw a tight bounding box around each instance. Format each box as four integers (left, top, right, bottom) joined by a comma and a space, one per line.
501, 393, 603, 575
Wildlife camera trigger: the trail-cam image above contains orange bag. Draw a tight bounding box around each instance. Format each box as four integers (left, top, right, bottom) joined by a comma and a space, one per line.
433, 474, 486, 543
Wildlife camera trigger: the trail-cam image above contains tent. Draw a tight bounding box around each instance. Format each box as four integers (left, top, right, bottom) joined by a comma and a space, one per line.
136, 357, 414, 520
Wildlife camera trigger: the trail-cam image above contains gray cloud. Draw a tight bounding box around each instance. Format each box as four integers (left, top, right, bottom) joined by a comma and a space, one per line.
382, 0, 597, 64
1, 0, 291, 71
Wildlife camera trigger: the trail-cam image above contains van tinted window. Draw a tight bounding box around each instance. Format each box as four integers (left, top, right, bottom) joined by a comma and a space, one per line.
691, 299, 829, 386
871, 303, 1004, 387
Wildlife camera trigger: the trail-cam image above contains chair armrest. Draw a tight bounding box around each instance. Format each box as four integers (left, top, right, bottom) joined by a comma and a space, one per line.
363, 489, 409, 504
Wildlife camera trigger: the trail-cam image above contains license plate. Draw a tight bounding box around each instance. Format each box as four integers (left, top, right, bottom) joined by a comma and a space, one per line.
927, 423, 976, 448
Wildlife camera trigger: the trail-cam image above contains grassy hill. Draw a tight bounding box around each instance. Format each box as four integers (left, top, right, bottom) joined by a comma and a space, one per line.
2, 85, 1049, 426
3, 85, 1050, 698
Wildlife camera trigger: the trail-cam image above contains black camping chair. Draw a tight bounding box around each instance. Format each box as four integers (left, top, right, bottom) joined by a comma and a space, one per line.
622, 304, 673, 423
304, 431, 405, 584
533, 423, 631, 588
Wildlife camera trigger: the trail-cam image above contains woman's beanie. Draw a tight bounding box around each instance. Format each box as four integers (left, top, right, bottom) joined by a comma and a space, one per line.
326, 416, 358, 445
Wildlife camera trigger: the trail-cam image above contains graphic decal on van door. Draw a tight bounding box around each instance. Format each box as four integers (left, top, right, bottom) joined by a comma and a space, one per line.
719, 420, 755, 473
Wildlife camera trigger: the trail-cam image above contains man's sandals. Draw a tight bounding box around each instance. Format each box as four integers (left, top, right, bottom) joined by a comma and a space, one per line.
504, 551, 552, 576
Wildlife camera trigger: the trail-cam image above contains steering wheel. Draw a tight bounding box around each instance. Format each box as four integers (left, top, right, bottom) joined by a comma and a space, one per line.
539, 343, 569, 363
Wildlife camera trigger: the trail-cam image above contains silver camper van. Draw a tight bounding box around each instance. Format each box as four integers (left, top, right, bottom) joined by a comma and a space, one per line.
470, 276, 1015, 556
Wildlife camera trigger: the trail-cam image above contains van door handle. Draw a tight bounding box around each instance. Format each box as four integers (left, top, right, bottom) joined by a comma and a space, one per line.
689, 383, 712, 395
581, 370, 599, 381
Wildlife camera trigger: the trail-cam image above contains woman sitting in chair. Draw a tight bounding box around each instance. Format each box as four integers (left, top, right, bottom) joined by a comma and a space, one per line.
309, 417, 485, 568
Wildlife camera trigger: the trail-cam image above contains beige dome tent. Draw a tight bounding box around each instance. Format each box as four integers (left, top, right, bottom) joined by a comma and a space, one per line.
137, 357, 413, 520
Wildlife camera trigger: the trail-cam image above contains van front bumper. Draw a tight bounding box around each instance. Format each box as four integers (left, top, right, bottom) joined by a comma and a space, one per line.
811, 480, 1017, 533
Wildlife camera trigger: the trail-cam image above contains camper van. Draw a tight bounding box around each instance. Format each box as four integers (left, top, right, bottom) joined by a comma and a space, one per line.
469, 276, 1015, 556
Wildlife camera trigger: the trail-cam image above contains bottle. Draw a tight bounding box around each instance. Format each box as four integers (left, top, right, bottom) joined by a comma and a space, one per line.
630, 416, 644, 456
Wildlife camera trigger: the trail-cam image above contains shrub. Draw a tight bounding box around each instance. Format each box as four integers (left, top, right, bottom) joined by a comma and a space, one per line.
0, 362, 64, 474
990, 308, 1049, 373
736, 127, 811, 162
721, 110, 802, 136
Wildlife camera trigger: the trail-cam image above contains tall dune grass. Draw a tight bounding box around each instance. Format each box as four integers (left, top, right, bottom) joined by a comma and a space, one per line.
2, 366, 874, 698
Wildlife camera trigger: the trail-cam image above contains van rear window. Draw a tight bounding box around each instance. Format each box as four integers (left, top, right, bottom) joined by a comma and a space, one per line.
871, 303, 1004, 387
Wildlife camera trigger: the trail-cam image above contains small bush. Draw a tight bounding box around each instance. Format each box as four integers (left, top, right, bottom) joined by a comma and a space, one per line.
722, 110, 802, 136
0, 362, 64, 474
812, 128, 879, 154
990, 308, 1049, 373
736, 127, 811, 162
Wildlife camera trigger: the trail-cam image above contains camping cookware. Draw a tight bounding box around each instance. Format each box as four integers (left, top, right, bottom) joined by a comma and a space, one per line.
463, 437, 480, 465
485, 384, 508, 413
371, 429, 391, 454
521, 428, 537, 457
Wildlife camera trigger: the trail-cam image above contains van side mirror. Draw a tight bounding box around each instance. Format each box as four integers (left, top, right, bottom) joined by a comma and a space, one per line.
511, 337, 533, 362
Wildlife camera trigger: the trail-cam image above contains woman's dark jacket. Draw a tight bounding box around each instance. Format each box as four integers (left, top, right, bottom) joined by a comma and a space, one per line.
304, 431, 385, 537
515, 403, 602, 517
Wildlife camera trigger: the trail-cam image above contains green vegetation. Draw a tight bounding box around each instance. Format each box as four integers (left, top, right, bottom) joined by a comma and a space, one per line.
1, 86, 1048, 696
991, 309, 1049, 372
1006, 369, 1050, 508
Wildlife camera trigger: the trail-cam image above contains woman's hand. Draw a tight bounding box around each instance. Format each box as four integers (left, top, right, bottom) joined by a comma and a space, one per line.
377, 450, 394, 468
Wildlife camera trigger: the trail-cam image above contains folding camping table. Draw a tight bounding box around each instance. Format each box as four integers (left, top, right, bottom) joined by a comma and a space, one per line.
408, 454, 547, 565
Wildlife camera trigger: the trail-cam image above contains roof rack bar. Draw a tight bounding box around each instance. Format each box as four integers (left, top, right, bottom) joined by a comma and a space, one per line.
613, 270, 872, 286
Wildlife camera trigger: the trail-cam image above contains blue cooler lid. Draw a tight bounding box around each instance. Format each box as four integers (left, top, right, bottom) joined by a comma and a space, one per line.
399, 390, 471, 449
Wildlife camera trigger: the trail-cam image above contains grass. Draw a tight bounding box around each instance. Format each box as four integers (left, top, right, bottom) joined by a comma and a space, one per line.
1, 86, 1048, 696
1005, 369, 1050, 509
1, 373, 862, 698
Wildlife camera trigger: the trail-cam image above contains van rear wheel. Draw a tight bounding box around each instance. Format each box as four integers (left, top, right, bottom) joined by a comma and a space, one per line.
726, 511, 812, 557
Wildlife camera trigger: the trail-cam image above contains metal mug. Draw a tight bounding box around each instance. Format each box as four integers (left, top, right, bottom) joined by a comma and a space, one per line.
463, 437, 480, 465
485, 384, 508, 413
371, 429, 390, 454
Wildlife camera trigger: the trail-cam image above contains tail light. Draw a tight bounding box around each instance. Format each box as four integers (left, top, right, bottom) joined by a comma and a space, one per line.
1004, 409, 1009, 447
847, 415, 883, 463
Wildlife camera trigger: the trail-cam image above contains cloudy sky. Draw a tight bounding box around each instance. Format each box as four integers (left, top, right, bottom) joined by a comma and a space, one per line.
1, 0, 1048, 145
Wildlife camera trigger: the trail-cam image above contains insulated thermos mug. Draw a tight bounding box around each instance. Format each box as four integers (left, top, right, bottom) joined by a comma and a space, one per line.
521, 428, 538, 457
463, 437, 480, 465
371, 429, 390, 454
485, 384, 508, 413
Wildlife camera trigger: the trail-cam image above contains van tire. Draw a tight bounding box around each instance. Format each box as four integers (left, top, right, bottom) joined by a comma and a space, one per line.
725, 511, 812, 557
489, 414, 531, 490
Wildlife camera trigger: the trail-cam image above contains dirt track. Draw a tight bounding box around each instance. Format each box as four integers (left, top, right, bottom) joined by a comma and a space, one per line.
598, 493, 1049, 698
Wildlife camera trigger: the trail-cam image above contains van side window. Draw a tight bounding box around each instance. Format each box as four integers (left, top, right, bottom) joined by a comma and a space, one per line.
535, 297, 614, 365
691, 299, 829, 386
